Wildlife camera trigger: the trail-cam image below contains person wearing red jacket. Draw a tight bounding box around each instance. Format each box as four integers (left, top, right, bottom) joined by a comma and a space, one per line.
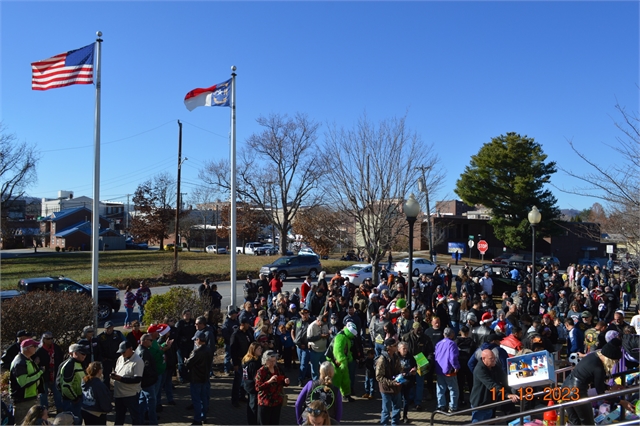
269, 275, 283, 310
500, 326, 523, 357
301, 276, 311, 305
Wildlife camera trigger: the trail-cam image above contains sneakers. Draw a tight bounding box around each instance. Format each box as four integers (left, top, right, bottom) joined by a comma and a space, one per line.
414, 405, 422, 411
367, 394, 375, 400
436, 406, 446, 412
448, 408, 458, 414
361, 393, 370, 399
402, 416, 410, 423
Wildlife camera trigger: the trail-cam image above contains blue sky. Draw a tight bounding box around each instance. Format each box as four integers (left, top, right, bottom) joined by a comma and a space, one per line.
2, 0, 638, 213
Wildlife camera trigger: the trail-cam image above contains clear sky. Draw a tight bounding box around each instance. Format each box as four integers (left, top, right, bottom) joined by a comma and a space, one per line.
2, 0, 638, 213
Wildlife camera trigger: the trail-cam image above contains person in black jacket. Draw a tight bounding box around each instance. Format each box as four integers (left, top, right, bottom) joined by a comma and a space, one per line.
470, 349, 519, 423
455, 326, 477, 406
134, 334, 158, 426
35, 331, 64, 412
1, 330, 32, 371
186, 330, 214, 425
81, 361, 113, 425
230, 317, 255, 407
242, 342, 264, 425
97, 321, 125, 390
222, 309, 241, 375
175, 310, 196, 383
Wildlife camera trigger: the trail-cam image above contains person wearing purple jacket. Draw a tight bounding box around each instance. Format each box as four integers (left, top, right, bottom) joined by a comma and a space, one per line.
434, 327, 460, 413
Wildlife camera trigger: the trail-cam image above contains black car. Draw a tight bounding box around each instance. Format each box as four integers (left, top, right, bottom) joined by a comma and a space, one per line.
469, 264, 525, 295
259, 255, 322, 281
0, 276, 121, 320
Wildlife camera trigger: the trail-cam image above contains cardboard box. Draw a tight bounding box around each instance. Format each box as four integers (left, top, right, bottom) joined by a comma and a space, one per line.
507, 350, 555, 389
414, 353, 429, 376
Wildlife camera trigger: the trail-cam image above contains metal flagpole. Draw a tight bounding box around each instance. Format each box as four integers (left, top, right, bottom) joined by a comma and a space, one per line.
91, 31, 103, 328
230, 66, 237, 309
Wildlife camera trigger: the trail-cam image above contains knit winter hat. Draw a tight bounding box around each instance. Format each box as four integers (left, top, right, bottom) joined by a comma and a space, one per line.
601, 338, 622, 360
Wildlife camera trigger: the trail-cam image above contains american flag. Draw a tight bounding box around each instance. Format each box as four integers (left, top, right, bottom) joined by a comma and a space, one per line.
31, 44, 94, 91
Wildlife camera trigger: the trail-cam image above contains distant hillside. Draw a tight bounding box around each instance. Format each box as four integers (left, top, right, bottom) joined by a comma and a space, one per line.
560, 209, 580, 221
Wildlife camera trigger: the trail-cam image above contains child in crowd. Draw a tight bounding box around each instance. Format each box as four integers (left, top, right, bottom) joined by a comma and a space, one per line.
362, 349, 376, 399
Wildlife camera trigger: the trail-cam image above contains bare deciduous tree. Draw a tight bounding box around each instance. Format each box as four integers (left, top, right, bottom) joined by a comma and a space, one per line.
0, 122, 39, 211
199, 113, 322, 254
560, 101, 640, 258
323, 114, 444, 284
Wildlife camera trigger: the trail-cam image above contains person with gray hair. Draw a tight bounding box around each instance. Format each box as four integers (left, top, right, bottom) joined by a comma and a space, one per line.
35, 331, 64, 412
255, 350, 290, 425
295, 361, 343, 424
434, 326, 460, 413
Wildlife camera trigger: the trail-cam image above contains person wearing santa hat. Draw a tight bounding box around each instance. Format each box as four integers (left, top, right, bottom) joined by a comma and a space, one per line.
472, 313, 494, 345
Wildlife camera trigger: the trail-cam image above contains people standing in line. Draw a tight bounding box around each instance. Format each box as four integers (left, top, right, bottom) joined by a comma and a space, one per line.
299, 400, 338, 426
57, 343, 87, 419
295, 361, 343, 425
97, 321, 125, 390
209, 283, 223, 311
307, 314, 330, 381
9, 338, 44, 423
561, 339, 623, 425
375, 338, 403, 426
231, 317, 255, 408
111, 341, 143, 426
455, 326, 477, 407
255, 350, 290, 425
185, 330, 214, 426
332, 322, 357, 403
135, 280, 152, 325
269, 274, 283, 310
362, 349, 377, 400
175, 309, 196, 383
198, 278, 212, 308
35, 331, 64, 413
242, 342, 264, 425
125, 321, 143, 351
123, 285, 137, 329
134, 333, 158, 426
158, 317, 178, 407
469, 349, 518, 423
81, 361, 112, 426
434, 327, 460, 413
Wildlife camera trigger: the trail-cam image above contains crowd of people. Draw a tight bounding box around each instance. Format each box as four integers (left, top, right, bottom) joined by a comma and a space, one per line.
2, 262, 639, 425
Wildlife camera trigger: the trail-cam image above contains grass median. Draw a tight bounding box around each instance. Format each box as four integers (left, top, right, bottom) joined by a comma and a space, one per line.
0, 251, 353, 290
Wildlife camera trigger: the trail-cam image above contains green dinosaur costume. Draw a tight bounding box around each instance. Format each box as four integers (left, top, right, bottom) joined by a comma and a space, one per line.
332, 324, 356, 397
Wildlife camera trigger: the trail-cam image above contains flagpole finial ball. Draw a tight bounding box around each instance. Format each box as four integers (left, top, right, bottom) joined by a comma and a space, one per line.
96, 31, 102, 37
231, 65, 237, 71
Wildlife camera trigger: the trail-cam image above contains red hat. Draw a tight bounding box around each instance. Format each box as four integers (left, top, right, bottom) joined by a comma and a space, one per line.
20, 339, 39, 349
481, 312, 493, 325
147, 324, 170, 336
542, 314, 551, 319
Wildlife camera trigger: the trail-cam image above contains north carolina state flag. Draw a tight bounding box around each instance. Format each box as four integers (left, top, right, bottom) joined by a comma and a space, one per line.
184, 79, 231, 111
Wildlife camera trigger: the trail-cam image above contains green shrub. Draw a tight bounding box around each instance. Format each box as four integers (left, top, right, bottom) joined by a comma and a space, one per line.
143, 287, 211, 325
1, 292, 95, 350
55, 246, 60, 252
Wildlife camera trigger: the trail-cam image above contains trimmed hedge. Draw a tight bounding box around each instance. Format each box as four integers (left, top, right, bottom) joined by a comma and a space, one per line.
143, 287, 212, 325
1, 292, 95, 350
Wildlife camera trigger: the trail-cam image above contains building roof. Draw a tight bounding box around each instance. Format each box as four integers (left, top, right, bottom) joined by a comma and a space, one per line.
42, 206, 108, 223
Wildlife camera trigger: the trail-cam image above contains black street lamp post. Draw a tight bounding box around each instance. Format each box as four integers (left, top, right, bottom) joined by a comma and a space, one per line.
404, 193, 420, 309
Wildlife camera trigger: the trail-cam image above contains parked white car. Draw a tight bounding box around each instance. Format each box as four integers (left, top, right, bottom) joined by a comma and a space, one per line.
206, 245, 227, 254
340, 263, 374, 286
393, 257, 437, 276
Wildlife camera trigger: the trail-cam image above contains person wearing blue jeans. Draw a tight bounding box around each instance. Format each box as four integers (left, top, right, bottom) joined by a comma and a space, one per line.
376, 338, 403, 425
434, 327, 460, 412
307, 315, 330, 381
293, 310, 312, 386
138, 385, 157, 425
185, 330, 214, 425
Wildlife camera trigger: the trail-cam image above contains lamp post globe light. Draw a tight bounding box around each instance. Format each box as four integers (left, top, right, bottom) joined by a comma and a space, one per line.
528, 206, 542, 276
403, 193, 420, 309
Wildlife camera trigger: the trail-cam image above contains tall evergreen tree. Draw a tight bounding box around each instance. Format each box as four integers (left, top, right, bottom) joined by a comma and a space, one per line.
455, 132, 561, 249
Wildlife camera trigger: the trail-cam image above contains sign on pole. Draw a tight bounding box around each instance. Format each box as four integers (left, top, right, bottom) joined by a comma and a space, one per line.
606, 244, 614, 254
468, 240, 475, 248
478, 240, 489, 254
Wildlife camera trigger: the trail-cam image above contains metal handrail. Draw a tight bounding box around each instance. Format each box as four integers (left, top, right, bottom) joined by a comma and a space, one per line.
429, 362, 575, 426
466, 387, 638, 425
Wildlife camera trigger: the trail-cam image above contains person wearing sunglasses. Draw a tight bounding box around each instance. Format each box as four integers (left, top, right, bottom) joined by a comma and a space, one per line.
300, 400, 339, 425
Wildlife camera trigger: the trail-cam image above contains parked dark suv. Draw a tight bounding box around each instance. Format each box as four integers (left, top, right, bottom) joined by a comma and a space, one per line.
260, 255, 322, 281
0, 276, 121, 320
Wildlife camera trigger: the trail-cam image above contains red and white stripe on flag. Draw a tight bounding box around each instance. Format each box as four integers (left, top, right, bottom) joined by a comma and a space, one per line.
31, 44, 94, 91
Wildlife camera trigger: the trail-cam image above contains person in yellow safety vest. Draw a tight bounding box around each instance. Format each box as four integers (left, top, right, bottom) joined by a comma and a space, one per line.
9, 339, 44, 423
57, 344, 88, 419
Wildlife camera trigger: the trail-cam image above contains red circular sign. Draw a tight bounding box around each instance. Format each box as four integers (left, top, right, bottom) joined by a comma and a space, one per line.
477, 240, 489, 254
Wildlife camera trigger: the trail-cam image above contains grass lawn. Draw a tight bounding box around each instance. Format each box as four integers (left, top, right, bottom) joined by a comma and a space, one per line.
0, 251, 354, 290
